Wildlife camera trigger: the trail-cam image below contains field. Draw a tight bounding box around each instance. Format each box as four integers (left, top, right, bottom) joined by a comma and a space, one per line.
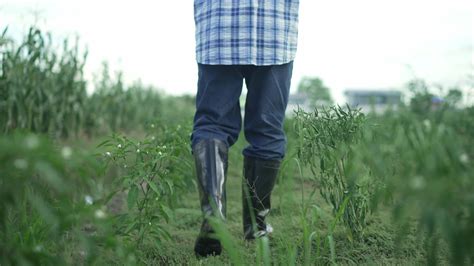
1, 28, 473, 265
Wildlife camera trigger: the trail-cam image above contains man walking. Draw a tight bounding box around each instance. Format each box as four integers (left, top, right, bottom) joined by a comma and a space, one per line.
191, 0, 300, 257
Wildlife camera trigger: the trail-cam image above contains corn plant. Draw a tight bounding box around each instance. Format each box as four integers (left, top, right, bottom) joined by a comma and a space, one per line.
295, 105, 378, 239
84, 63, 163, 136
0, 27, 183, 139
0, 27, 88, 138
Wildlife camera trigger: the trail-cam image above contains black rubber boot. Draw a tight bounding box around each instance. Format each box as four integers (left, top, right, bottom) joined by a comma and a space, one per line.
242, 156, 280, 240
193, 139, 228, 257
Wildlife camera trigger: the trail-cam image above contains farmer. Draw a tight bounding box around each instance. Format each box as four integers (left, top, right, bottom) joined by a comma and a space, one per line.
191, 0, 300, 257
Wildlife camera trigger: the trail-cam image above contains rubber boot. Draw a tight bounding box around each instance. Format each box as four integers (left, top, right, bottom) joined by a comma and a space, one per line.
193, 139, 228, 257
242, 156, 280, 240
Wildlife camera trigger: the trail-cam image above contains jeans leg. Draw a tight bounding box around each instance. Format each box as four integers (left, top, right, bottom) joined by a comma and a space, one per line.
191, 64, 244, 149
242, 62, 293, 160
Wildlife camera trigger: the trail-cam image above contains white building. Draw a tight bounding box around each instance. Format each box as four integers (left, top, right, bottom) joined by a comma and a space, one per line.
286, 92, 332, 117
344, 89, 402, 114
286, 92, 312, 116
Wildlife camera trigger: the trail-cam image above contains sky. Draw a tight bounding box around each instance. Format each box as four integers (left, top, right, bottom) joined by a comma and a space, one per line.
1, 0, 473, 103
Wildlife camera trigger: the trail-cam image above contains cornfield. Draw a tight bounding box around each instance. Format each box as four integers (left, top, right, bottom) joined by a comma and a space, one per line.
0, 27, 179, 138
1, 26, 473, 265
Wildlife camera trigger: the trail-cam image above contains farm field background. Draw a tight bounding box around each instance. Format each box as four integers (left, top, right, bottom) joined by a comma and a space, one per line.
1, 28, 473, 265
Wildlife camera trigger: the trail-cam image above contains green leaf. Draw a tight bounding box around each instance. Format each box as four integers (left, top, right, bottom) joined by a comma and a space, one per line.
35, 161, 67, 193
96, 139, 111, 148
27, 192, 59, 230
127, 185, 139, 210
327, 234, 336, 265
97, 189, 119, 206
165, 180, 174, 195
160, 204, 173, 223
1, 26, 8, 38
124, 220, 138, 234
153, 225, 171, 241
144, 177, 160, 196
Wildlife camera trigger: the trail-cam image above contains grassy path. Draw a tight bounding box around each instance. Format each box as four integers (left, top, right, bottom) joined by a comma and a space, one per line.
122, 137, 433, 265
65, 131, 449, 265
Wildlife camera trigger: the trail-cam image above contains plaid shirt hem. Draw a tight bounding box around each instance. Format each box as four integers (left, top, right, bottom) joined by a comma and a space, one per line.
194, 0, 300, 66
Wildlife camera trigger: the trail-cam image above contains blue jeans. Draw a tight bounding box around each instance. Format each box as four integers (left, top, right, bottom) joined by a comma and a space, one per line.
191, 62, 293, 160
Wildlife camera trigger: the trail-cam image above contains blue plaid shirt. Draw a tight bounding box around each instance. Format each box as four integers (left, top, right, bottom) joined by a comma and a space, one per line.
194, 0, 300, 65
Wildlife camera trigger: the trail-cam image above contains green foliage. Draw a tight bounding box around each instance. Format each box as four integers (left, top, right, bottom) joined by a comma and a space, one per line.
0, 27, 88, 138
0, 27, 195, 139
0, 132, 135, 265
407, 79, 434, 114
357, 106, 474, 265
445, 88, 463, 106
295, 97, 473, 264
295, 105, 377, 239
84, 64, 166, 136
297, 76, 333, 107
98, 122, 193, 248
407, 78, 465, 113
0, 125, 194, 264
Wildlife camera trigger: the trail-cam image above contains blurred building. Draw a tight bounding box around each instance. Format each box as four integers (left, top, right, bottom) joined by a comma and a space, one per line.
344, 89, 402, 114
286, 92, 311, 116
285, 92, 332, 116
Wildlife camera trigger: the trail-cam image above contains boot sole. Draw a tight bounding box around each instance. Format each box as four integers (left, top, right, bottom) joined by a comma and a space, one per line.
194, 237, 222, 257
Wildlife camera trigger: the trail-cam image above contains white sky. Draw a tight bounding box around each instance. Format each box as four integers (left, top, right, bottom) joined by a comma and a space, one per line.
1, 0, 473, 103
